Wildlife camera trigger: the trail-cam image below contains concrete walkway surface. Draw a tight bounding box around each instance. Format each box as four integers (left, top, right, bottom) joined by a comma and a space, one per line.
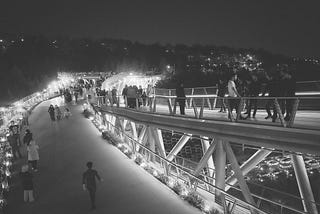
5, 97, 201, 214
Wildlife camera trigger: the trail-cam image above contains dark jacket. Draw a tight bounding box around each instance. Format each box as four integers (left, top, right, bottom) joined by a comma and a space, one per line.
176, 85, 186, 100
82, 169, 101, 189
23, 132, 33, 145
20, 172, 34, 190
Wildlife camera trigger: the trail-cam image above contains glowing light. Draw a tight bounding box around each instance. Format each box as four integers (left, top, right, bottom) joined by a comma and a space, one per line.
167, 179, 175, 188
89, 116, 94, 120
152, 170, 159, 177
123, 148, 129, 154
180, 188, 189, 196
140, 162, 147, 168
0, 137, 6, 142
5, 169, 11, 177
203, 203, 211, 212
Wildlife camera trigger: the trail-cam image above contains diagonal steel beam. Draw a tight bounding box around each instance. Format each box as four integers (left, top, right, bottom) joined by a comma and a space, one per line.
166, 134, 191, 161
194, 139, 216, 176
223, 142, 257, 208
225, 149, 272, 191
136, 125, 147, 152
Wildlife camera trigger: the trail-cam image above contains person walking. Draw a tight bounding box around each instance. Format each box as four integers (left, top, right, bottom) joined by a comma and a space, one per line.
82, 161, 103, 210
20, 165, 35, 202
55, 105, 62, 120
175, 83, 186, 115
74, 90, 79, 103
27, 138, 39, 172
48, 105, 55, 121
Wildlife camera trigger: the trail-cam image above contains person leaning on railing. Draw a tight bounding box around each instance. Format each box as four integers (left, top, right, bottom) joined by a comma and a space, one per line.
175, 82, 186, 115
217, 78, 227, 113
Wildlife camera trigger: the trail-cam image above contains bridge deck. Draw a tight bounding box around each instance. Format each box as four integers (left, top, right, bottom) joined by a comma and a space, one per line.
6, 97, 201, 214
134, 104, 320, 130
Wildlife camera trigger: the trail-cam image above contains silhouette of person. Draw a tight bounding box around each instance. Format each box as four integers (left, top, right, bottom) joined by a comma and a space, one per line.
82, 161, 103, 210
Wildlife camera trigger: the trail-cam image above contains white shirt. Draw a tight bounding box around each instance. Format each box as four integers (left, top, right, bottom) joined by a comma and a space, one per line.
228, 80, 238, 97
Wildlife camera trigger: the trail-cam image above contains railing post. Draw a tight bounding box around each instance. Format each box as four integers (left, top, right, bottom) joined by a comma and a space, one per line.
199, 98, 205, 119
288, 98, 300, 128
153, 97, 157, 113
236, 97, 244, 121
192, 99, 199, 118
204, 88, 212, 110
274, 99, 286, 127
168, 89, 172, 107
117, 97, 120, 108
167, 99, 173, 115
173, 98, 177, 115
188, 88, 194, 109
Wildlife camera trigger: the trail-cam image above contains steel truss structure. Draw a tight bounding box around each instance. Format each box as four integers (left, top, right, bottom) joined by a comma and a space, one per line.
89, 103, 320, 214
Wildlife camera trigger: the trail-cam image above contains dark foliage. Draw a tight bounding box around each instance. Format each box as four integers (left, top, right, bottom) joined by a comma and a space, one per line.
1, 33, 319, 104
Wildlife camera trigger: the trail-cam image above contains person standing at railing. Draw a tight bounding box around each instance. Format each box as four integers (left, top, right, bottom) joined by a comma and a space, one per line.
227, 74, 243, 119
111, 87, 117, 106
264, 74, 282, 122
279, 70, 296, 122
217, 78, 227, 113
122, 84, 128, 105
176, 82, 186, 115
146, 84, 153, 106
244, 74, 261, 119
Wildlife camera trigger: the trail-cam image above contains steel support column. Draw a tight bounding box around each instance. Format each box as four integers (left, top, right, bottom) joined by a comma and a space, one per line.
291, 154, 318, 214
215, 139, 226, 203
200, 136, 215, 177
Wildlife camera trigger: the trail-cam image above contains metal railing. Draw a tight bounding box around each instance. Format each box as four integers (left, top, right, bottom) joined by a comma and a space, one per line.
94, 94, 320, 129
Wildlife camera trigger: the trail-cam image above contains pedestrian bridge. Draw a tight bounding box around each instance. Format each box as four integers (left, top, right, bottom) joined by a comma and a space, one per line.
91, 89, 320, 214
1, 85, 320, 214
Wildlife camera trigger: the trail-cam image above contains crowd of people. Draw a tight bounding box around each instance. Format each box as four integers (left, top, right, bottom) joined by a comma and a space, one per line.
7, 119, 39, 203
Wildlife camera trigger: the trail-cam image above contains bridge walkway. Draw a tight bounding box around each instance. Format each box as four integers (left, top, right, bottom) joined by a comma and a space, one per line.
5, 97, 201, 214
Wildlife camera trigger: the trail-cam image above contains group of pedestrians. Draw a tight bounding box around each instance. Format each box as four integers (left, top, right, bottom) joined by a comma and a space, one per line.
48, 104, 71, 121
122, 84, 152, 108
7, 119, 40, 203
216, 68, 296, 122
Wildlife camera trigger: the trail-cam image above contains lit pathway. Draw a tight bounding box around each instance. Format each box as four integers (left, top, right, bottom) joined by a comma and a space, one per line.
6, 97, 201, 214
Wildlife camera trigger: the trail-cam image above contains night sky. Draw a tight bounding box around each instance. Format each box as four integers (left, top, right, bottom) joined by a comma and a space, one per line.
1, 0, 320, 58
